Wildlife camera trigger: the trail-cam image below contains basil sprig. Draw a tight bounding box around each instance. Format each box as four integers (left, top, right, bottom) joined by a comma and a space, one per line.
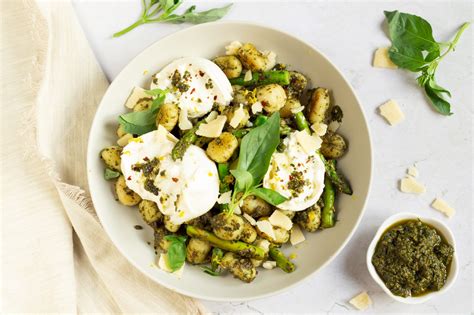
228, 113, 287, 214
113, 0, 232, 38
163, 235, 187, 272
118, 88, 167, 135
384, 10, 470, 115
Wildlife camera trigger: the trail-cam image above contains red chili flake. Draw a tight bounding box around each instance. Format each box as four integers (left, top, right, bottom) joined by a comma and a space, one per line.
190, 88, 196, 94
199, 70, 205, 77
261, 101, 268, 107
213, 95, 217, 100
143, 156, 150, 161
172, 177, 179, 182
289, 175, 293, 180
127, 176, 132, 180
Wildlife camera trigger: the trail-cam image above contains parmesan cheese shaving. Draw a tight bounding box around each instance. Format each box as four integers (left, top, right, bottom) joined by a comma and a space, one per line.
290, 224, 305, 245
407, 165, 419, 177
205, 110, 218, 123
431, 198, 455, 218
269, 210, 293, 231
243, 213, 257, 226
251, 102, 263, 114
178, 108, 192, 130
373, 47, 398, 69
295, 130, 322, 154
349, 291, 372, 310
196, 115, 227, 138
217, 191, 232, 205
230, 104, 245, 128
400, 176, 426, 194
262, 261, 277, 270
256, 220, 276, 241
290, 106, 305, 114
225, 41, 242, 55
311, 123, 328, 136
117, 133, 133, 147
124, 86, 150, 109
379, 99, 405, 126
328, 121, 340, 132
243, 70, 252, 82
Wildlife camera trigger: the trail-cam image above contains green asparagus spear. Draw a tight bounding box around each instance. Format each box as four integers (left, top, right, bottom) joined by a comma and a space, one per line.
254, 115, 268, 126
320, 155, 353, 195
230, 70, 290, 86
294, 111, 310, 133
321, 176, 336, 228
269, 247, 295, 273
232, 128, 250, 138
186, 225, 266, 259
171, 121, 203, 160
211, 247, 224, 271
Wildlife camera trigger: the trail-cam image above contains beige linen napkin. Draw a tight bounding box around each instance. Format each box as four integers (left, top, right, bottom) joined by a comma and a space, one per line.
1, 0, 205, 312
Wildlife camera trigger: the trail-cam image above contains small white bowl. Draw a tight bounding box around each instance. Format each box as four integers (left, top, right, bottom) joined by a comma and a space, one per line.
366, 212, 458, 304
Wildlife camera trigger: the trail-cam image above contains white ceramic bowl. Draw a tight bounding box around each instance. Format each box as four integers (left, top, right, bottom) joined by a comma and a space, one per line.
87, 21, 372, 301
366, 212, 458, 304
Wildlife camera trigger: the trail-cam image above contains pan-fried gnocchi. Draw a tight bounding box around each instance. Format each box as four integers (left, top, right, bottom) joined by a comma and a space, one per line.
99, 40, 352, 283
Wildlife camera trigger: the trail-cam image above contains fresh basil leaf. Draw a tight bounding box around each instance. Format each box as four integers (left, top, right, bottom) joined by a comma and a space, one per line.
118, 89, 167, 135
201, 266, 221, 276
427, 77, 451, 97
237, 112, 280, 185
164, 235, 187, 272
250, 187, 287, 206
424, 82, 452, 116
104, 168, 120, 180
163, 4, 232, 24
384, 10, 440, 57
164, 235, 187, 243
388, 45, 428, 72
230, 169, 253, 193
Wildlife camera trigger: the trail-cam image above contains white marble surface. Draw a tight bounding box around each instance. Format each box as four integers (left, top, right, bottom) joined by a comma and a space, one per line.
73, 0, 473, 313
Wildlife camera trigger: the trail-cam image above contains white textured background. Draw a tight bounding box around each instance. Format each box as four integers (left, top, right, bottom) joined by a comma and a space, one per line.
73, 0, 473, 313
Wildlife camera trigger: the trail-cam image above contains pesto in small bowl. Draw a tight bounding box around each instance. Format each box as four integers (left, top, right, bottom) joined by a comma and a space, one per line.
372, 219, 454, 298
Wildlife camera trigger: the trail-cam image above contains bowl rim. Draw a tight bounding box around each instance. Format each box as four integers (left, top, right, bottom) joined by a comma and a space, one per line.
86, 20, 374, 301
366, 212, 458, 304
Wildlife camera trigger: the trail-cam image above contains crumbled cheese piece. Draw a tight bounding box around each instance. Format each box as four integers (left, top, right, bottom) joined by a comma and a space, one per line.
178, 108, 192, 130
269, 210, 293, 231
244, 70, 252, 82
349, 291, 372, 310
124, 86, 149, 109
230, 104, 245, 128
373, 47, 398, 69
256, 220, 276, 241
251, 102, 263, 114
233, 205, 241, 215
225, 41, 242, 55
328, 121, 340, 132
295, 130, 322, 154
290, 224, 305, 245
379, 100, 405, 126
290, 106, 305, 114
196, 115, 227, 138
262, 261, 277, 270
217, 191, 232, 204
117, 133, 133, 147
400, 176, 426, 194
264, 51, 277, 71
243, 213, 257, 226
157, 253, 184, 278
407, 165, 419, 177
311, 123, 328, 136
246, 121, 253, 127
256, 239, 271, 252
205, 110, 218, 123
431, 198, 455, 218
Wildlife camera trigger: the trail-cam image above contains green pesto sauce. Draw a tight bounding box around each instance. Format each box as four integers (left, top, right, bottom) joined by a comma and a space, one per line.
372, 219, 453, 297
